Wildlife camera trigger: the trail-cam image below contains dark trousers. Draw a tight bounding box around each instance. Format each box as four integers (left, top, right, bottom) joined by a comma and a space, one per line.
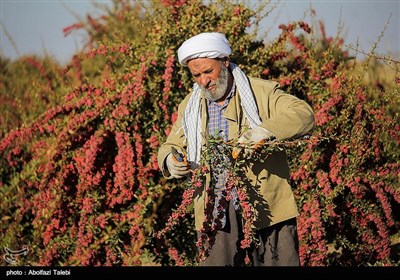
198, 200, 300, 266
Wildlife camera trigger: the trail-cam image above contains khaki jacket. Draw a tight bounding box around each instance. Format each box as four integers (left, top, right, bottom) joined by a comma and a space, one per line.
157, 77, 315, 230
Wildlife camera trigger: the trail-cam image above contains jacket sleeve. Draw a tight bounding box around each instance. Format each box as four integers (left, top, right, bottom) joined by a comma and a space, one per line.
157, 99, 188, 178
256, 81, 315, 140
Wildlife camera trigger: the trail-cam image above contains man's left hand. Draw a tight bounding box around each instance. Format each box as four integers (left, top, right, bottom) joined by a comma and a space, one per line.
232, 126, 275, 158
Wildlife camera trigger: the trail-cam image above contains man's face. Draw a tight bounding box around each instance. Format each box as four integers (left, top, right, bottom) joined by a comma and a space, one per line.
187, 57, 230, 102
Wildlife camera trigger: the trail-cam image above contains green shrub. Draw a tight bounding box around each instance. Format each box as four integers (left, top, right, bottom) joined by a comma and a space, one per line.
1, 0, 399, 266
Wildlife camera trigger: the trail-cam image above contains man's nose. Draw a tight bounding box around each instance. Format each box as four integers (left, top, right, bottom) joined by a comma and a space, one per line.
199, 75, 210, 87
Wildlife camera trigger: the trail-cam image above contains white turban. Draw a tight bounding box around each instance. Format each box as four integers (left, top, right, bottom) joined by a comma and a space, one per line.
177, 32, 232, 67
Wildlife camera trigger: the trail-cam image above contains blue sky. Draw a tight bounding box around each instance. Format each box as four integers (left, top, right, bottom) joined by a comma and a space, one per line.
1, 0, 399, 65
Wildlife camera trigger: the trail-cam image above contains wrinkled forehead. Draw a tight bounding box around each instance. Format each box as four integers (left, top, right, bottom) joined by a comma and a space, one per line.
187, 57, 223, 73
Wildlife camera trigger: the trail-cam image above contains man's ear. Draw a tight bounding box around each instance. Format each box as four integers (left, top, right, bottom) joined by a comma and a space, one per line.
223, 57, 230, 67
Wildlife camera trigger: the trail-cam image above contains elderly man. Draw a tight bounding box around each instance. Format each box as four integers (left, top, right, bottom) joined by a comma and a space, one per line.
157, 32, 315, 266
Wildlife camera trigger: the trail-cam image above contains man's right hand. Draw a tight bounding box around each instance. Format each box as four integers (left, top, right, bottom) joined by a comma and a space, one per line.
166, 153, 191, 179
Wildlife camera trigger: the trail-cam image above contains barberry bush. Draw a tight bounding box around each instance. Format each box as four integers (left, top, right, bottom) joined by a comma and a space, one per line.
1, 0, 399, 266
